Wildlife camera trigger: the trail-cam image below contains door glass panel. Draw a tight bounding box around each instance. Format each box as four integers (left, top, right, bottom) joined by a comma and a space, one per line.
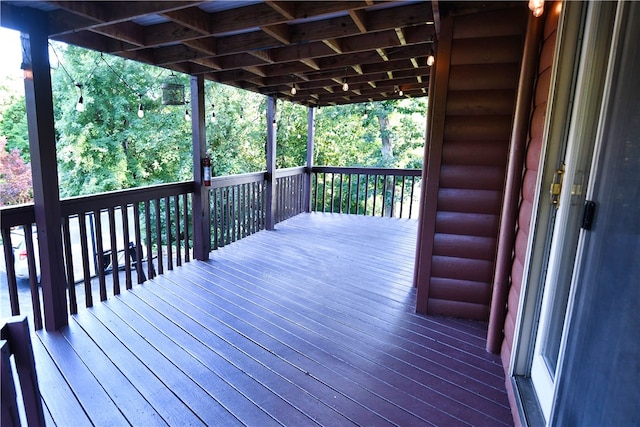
541, 275, 571, 375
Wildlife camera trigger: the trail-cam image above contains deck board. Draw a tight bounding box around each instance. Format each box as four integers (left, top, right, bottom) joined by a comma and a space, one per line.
32, 213, 512, 426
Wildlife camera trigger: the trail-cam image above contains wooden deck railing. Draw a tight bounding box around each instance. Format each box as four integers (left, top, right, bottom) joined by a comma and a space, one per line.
210, 172, 266, 249
1, 166, 421, 329
275, 167, 307, 223
1, 182, 194, 329
311, 166, 422, 219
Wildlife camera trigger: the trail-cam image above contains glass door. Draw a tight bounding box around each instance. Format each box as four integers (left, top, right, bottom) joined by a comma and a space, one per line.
529, 1, 619, 421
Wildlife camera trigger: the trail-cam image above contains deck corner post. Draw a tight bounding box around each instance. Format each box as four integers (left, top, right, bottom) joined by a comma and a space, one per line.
265, 96, 277, 230
21, 25, 68, 331
304, 106, 316, 213
191, 75, 211, 260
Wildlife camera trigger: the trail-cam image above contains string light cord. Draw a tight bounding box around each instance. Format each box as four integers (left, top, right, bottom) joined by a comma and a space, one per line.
101, 53, 167, 119
49, 42, 101, 88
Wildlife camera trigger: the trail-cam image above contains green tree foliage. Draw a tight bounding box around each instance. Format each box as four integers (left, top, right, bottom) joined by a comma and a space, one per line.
0, 78, 29, 161
52, 44, 193, 197
1, 42, 426, 200
274, 101, 308, 168
314, 99, 427, 168
205, 83, 267, 175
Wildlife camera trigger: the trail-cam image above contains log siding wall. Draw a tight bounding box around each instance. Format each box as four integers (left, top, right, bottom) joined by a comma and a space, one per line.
417, 5, 527, 320
501, 4, 560, 425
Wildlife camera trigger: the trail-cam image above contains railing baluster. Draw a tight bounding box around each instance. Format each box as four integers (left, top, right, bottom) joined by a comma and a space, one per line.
328, 173, 332, 213
400, 176, 406, 218
144, 201, 154, 280
347, 174, 352, 214
174, 195, 181, 267
183, 193, 190, 263
283, 177, 287, 220
240, 184, 246, 239
239, 184, 244, 240
373, 175, 380, 216
381, 175, 387, 217
121, 205, 132, 289
212, 188, 219, 250
22, 224, 42, 329
224, 188, 230, 246
338, 174, 343, 214
322, 172, 327, 212
133, 202, 145, 284
287, 176, 292, 218
259, 181, 265, 230
355, 174, 361, 215
61, 217, 77, 314
232, 186, 238, 243
154, 199, 163, 275
77, 213, 93, 306
364, 174, 370, 215
230, 186, 235, 242
108, 207, 120, 295
93, 210, 107, 301
313, 173, 318, 212
223, 188, 228, 246
280, 177, 284, 221
298, 174, 303, 214
165, 197, 173, 271
391, 176, 397, 218
409, 176, 416, 219
247, 183, 252, 236
1, 228, 20, 316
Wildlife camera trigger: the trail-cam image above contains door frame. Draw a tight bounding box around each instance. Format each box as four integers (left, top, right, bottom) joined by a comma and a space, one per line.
509, 0, 621, 424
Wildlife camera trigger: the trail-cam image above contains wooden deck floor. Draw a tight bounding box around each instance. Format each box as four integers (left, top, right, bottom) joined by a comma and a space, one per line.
31, 213, 512, 426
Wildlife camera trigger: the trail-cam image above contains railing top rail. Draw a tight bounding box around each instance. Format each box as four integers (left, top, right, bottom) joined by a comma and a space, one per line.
275, 166, 306, 178
61, 181, 195, 216
312, 166, 422, 177
210, 171, 266, 189
1, 181, 195, 228
0, 204, 36, 228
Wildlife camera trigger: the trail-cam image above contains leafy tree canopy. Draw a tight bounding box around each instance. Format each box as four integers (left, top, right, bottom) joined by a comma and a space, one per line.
0, 42, 426, 202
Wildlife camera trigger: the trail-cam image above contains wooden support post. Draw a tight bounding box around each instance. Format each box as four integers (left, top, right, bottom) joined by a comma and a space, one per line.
21, 28, 68, 331
191, 75, 210, 260
304, 106, 315, 213
265, 96, 277, 230
414, 14, 453, 315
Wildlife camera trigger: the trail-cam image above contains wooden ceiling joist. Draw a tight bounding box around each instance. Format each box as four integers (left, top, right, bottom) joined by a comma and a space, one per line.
1, 0, 436, 106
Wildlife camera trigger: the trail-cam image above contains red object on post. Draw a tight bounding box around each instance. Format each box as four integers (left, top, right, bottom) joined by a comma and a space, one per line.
202, 156, 211, 186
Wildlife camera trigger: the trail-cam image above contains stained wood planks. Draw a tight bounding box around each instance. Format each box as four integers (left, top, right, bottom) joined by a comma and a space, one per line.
32, 213, 513, 426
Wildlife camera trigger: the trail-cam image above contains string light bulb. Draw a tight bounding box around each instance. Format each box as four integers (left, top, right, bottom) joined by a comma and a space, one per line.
137, 95, 144, 118
528, 0, 544, 17
184, 109, 190, 122
291, 83, 297, 95
211, 104, 216, 123
75, 83, 84, 112
427, 50, 435, 67
76, 95, 85, 112
342, 78, 349, 92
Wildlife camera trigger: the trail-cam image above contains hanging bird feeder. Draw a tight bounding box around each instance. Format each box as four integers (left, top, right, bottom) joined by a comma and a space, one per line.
161, 73, 185, 105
